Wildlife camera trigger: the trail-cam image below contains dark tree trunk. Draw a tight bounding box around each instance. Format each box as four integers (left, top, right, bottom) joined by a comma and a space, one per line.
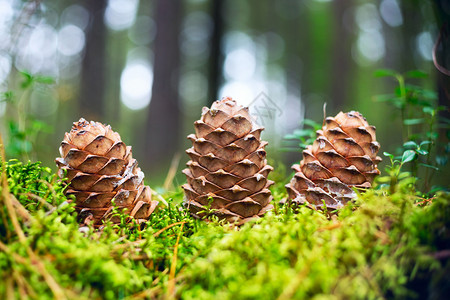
145, 0, 182, 172
432, 0, 450, 145
207, 0, 225, 105
399, 0, 422, 71
79, 0, 107, 121
330, 0, 354, 111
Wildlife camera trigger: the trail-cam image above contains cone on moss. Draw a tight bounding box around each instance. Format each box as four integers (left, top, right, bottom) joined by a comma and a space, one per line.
182, 97, 274, 224
55, 118, 158, 226
285, 111, 381, 210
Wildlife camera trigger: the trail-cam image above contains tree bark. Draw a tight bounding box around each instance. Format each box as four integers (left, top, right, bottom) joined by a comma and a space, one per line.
145, 0, 182, 171
79, 0, 107, 121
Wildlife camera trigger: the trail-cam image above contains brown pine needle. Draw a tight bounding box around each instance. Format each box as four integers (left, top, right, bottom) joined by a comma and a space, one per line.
163, 152, 181, 191
317, 222, 342, 232
127, 286, 161, 300
11, 194, 33, 222
22, 192, 54, 210
13, 269, 38, 299
27, 250, 66, 300
167, 222, 184, 300
113, 221, 187, 252
154, 221, 186, 238
6, 276, 14, 300
2, 176, 27, 243
277, 264, 311, 300
0, 241, 28, 264
12, 270, 28, 299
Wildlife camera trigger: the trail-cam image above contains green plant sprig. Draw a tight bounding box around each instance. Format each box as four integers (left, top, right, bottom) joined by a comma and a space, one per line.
374, 69, 449, 194
2, 71, 55, 161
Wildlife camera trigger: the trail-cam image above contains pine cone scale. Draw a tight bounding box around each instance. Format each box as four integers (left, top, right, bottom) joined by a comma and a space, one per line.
183, 97, 273, 224
56, 118, 158, 226
286, 111, 381, 210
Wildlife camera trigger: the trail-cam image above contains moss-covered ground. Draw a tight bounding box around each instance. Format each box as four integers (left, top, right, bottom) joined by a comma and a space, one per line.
0, 159, 449, 299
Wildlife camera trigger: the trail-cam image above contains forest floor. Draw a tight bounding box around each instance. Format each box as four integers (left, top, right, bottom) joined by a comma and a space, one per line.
0, 159, 449, 299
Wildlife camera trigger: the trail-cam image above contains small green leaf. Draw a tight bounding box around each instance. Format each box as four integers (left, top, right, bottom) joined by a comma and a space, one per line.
1, 91, 13, 102
302, 119, 321, 129
20, 71, 34, 89
416, 149, 428, 155
294, 129, 314, 136
376, 176, 391, 183
422, 106, 434, 115
422, 89, 438, 100
401, 150, 416, 164
403, 141, 418, 149
383, 152, 394, 159
403, 118, 424, 125
426, 131, 439, 140
284, 134, 299, 140
374, 69, 398, 78
405, 70, 428, 78
398, 171, 412, 179
418, 163, 439, 170
419, 140, 432, 147
35, 76, 56, 84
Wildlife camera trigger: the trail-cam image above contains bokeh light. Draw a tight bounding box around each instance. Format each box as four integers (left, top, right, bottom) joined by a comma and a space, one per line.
60, 4, 90, 31
416, 31, 433, 61
379, 0, 403, 27
57, 25, 85, 56
105, 0, 138, 31
120, 60, 153, 110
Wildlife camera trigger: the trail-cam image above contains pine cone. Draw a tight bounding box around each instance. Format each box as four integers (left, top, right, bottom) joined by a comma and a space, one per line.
55, 118, 158, 226
285, 111, 381, 210
182, 97, 274, 224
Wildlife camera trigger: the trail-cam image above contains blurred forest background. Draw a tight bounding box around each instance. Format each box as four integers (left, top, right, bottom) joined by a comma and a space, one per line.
0, 0, 449, 187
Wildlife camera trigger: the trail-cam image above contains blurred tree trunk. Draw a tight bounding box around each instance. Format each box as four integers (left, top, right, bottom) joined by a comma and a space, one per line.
303, 2, 334, 116
207, 0, 225, 105
145, 0, 182, 171
330, 0, 354, 111
432, 0, 450, 138
79, 0, 107, 121
399, 1, 422, 71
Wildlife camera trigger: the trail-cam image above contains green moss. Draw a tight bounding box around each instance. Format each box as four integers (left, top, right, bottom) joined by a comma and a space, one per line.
0, 160, 448, 299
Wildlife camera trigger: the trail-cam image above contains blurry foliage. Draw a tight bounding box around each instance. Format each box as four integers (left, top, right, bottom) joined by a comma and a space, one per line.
0, 158, 449, 299
2, 71, 54, 161
283, 119, 322, 152
374, 69, 449, 193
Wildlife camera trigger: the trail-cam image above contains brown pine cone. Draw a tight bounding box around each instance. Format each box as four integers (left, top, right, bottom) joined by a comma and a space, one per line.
285, 111, 382, 211
55, 118, 158, 226
182, 97, 274, 224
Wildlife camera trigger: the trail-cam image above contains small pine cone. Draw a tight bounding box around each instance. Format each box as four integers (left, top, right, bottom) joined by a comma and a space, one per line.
182, 97, 274, 224
285, 111, 382, 210
55, 118, 158, 226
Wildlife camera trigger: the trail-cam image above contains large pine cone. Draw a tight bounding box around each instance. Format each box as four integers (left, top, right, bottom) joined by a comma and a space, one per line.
182, 97, 274, 224
55, 118, 158, 226
285, 111, 381, 210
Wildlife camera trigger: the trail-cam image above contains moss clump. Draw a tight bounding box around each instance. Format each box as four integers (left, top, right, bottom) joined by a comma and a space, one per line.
0, 160, 449, 299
